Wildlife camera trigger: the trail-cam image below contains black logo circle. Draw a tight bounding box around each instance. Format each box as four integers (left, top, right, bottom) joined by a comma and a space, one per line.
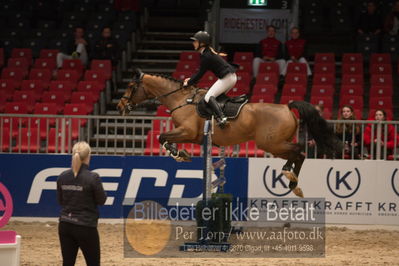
391, 168, 399, 197
326, 167, 361, 198
263, 166, 291, 197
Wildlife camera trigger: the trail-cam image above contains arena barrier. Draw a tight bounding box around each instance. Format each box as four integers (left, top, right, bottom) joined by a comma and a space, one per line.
0, 231, 21, 266
0, 114, 398, 160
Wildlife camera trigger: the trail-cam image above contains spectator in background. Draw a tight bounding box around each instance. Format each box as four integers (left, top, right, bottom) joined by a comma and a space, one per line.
281, 27, 312, 76
384, 0, 399, 35
57, 26, 89, 68
93, 27, 119, 66
363, 109, 397, 159
335, 105, 361, 159
252, 25, 286, 78
305, 104, 326, 158
357, 1, 382, 35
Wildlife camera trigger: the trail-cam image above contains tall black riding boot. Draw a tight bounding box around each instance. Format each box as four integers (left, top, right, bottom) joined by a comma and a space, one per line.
207, 96, 228, 128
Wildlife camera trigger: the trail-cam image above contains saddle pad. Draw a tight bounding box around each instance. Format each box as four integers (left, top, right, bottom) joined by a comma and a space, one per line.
197, 95, 248, 120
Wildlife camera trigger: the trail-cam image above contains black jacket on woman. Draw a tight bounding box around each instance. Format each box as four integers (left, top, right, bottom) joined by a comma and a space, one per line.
57, 164, 106, 227
187, 47, 236, 86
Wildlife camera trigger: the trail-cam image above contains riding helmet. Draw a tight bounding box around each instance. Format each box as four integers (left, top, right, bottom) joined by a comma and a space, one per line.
190, 31, 211, 45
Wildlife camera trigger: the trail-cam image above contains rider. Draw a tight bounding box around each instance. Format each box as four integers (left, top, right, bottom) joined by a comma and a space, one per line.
183, 31, 237, 128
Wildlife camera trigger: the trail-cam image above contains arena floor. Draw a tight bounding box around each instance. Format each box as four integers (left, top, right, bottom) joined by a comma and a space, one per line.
3, 221, 399, 266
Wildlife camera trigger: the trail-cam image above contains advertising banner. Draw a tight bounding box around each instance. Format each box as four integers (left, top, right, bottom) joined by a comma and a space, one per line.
0, 154, 248, 219
219, 8, 292, 43
248, 158, 399, 225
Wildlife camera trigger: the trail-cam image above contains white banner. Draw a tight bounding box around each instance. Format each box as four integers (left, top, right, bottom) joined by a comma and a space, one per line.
219, 8, 292, 44
248, 158, 399, 225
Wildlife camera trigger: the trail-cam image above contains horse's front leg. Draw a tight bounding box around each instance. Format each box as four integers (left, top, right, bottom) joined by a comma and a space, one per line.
158, 127, 197, 162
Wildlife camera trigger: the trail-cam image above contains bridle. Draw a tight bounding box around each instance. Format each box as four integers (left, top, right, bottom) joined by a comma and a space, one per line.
120, 72, 204, 113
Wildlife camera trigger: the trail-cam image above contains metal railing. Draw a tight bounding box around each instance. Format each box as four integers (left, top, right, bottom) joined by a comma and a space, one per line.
0, 114, 398, 160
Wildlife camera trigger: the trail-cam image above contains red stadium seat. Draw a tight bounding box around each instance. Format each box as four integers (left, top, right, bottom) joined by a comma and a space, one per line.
256, 73, 278, 86
236, 72, 251, 86
314, 53, 335, 64
91, 60, 112, 80
62, 59, 84, 76
339, 95, 364, 109
286, 62, 307, 74
7, 57, 29, 72
172, 71, 192, 80
340, 84, 363, 96
42, 91, 67, 113
180, 143, 202, 156
71, 92, 96, 113
11, 48, 32, 63
176, 60, 199, 72
282, 84, 306, 97
32, 103, 58, 139
233, 52, 254, 63
152, 119, 173, 132
47, 128, 71, 153
34, 58, 56, 70
13, 128, 40, 152
1, 128, 11, 152
258, 62, 279, 75
342, 53, 363, 64
1, 67, 26, 80
64, 103, 89, 139
156, 105, 170, 117
311, 85, 334, 97
341, 74, 363, 86
280, 95, 304, 104
49, 81, 75, 96
250, 94, 275, 103
21, 80, 46, 98
199, 71, 217, 84
341, 63, 363, 75
227, 85, 248, 96
370, 74, 393, 87
310, 96, 333, 110
84, 70, 107, 84
235, 62, 252, 73
238, 141, 265, 157
39, 49, 59, 58
284, 73, 307, 87
252, 84, 277, 96
369, 85, 393, 97
370, 63, 392, 75
0, 94, 7, 112
12, 90, 38, 112
312, 73, 335, 86
179, 52, 200, 62
29, 68, 52, 83
313, 63, 335, 76
0, 79, 19, 99
3, 102, 29, 136
56, 69, 80, 83
370, 53, 391, 65
369, 97, 393, 110
144, 130, 162, 155
76, 81, 104, 100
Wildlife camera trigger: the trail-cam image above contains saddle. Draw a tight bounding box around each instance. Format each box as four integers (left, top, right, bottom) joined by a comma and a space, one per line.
196, 94, 248, 120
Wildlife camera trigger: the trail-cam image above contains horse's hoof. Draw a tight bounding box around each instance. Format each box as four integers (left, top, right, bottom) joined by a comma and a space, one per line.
282, 170, 298, 183
179, 150, 192, 162
292, 187, 304, 198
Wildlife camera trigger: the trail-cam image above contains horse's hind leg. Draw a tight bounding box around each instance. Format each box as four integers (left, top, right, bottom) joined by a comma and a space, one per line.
265, 141, 305, 198
158, 128, 194, 162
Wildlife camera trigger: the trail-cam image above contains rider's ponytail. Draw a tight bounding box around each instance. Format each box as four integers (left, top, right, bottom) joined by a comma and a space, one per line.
71, 141, 91, 177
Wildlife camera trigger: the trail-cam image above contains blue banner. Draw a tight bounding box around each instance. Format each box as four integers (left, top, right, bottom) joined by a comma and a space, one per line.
0, 154, 248, 219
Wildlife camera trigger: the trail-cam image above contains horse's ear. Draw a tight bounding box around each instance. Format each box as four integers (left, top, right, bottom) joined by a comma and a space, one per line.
132, 68, 144, 80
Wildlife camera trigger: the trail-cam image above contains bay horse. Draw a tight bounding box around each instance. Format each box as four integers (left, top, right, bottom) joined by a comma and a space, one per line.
117, 69, 341, 197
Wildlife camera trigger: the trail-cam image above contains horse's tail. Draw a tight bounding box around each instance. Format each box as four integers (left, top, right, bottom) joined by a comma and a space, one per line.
288, 101, 342, 156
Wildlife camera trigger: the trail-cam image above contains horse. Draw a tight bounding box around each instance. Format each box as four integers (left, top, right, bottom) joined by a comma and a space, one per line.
117, 69, 342, 198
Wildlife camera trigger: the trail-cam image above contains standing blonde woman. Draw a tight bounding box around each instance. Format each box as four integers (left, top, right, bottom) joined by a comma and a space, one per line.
57, 141, 106, 266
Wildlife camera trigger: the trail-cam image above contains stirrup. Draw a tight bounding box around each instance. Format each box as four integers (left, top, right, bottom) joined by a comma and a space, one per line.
216, 117, 228, 128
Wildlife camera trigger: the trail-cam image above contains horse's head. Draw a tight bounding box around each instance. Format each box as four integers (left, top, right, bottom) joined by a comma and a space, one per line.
117, 68, 147, 115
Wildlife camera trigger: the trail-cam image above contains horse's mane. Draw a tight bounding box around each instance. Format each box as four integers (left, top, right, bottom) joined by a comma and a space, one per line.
149, 73, 183, 85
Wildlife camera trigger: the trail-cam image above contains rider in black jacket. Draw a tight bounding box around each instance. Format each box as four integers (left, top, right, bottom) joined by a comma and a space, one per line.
57, 141, 106, 266
183, 31, 237, 128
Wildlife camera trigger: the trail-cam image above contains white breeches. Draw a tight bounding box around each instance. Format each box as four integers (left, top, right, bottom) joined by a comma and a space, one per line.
204, 72, 237, 102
